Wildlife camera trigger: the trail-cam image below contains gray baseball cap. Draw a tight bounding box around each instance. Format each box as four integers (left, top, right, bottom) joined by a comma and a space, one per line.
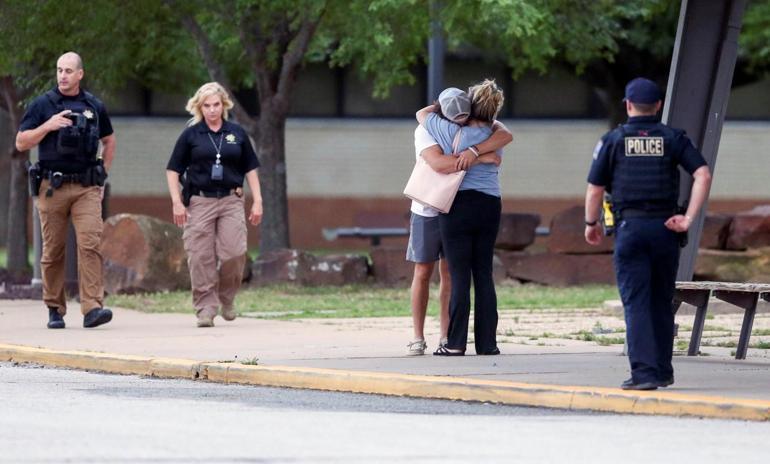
438, 87, 471, 123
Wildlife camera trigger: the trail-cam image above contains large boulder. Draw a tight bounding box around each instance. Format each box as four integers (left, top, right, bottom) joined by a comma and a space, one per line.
694, 248, 770, 283
497, 251, 616, 286
726, 206, 770, 250
370, 246, 416, 286
547, 206, 613, 254
305, 254, 370, 286
699, 213, 732, 250
495, 213, 540, 251
102, 214, 190, 294
250, 249, 315, 286
250, 249, 370, 286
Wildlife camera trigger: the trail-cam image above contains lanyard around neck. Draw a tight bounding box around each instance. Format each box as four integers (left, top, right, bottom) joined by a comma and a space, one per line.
207, 132, 224, 164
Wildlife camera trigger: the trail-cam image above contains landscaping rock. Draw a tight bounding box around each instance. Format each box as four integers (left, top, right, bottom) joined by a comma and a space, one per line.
694, 248, 770, 283
102, 214, 190, 294
250, 249, 315, 286
726, 205, 770, 250
495, 213, 540, 251
548, 205, 613, 254
492, 254, 507, 284
305, 254, 370, 286
700, 213, 733, 250
498, 251, 616, 286
370, 246, 415, 286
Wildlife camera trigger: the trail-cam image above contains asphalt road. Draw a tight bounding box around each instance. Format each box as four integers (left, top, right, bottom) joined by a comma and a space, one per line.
1, 363, 767, 463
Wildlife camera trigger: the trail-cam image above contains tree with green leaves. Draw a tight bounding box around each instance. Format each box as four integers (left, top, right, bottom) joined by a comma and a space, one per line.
155, 0, 639, 252
0, 0, 200, 276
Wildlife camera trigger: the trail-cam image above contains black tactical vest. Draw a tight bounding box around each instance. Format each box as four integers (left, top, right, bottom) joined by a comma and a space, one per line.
609, 122, 681, 212
45, 90, 101, 164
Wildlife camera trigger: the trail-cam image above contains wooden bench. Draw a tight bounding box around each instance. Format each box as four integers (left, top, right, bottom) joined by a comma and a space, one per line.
674, 281, 770, 360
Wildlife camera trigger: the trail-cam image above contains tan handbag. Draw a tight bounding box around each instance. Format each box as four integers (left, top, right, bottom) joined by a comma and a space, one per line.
403, 128, 464, 214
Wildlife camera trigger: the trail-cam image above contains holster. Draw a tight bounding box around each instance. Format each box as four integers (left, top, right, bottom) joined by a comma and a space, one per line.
82, 162, 108, 187
181, 171, 193, 207
27, 161, 43, 197
602, 195, 615, 236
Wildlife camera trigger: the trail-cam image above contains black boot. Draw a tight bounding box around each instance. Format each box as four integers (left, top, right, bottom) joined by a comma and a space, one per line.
47, 307, 65, 329
83, 308, 113, 328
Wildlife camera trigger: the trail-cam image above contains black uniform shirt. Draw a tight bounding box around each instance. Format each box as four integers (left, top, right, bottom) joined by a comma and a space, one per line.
166, 120, 260, 190
18, 87, 113, 173
587, 115, 707, 209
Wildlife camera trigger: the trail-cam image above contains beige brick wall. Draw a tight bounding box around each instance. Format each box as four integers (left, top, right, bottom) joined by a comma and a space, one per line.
90, 117, 770, 199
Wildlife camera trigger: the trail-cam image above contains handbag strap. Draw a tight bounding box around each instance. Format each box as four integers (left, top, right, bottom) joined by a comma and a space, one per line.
451, 128, 463, 154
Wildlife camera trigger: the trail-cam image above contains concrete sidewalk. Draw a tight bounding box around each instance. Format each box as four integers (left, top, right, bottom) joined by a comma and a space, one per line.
2, 300, 770, 420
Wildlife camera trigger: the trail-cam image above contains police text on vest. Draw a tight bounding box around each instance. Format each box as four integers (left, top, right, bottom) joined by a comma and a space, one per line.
624, 137, 664, 156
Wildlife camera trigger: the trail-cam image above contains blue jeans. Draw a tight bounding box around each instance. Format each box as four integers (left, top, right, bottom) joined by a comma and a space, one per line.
614, 217, 679, 383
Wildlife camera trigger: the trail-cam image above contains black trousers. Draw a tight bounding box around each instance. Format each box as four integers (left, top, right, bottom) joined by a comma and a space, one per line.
439, 190, 501, 354
614, 217, 679, 383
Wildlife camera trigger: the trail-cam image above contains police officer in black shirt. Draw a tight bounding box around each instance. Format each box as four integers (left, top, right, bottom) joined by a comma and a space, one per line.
584, 78, 712, 390
16, 52, 116, 329
166, 82, 262, 328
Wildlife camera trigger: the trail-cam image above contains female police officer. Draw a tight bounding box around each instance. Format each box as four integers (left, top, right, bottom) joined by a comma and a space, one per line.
165, 82, 262, 327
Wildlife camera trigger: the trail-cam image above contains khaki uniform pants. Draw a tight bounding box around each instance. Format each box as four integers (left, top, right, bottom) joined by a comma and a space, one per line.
183, 194, 247, 317
36, 180, 104, 315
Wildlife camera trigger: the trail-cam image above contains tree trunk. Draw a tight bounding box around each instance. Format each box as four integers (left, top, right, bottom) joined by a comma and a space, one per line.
7, 148, 29, 276
253, 106, 290, 253
0, 97, 14, 249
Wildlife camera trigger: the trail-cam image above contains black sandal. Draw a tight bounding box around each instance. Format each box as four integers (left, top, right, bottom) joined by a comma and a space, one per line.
433, 345, 465, 356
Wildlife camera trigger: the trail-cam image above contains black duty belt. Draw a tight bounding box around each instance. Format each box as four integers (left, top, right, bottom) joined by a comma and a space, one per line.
196, 188, 242, 199
42, 170, 85, 184
620, 208, 675, 219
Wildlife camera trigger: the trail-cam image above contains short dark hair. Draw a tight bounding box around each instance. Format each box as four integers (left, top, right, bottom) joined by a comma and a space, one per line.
629, 101, 658, 114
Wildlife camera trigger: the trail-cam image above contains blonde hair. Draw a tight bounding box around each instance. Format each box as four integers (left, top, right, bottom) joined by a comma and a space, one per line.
185, 82, 234, 126
469, 79, 504, 123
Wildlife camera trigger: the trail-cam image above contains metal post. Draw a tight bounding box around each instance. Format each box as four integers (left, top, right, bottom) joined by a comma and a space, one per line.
427, 0, 445, 103
663, 0, 747, 281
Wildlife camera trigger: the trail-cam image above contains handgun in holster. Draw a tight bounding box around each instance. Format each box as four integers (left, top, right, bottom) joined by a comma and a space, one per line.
602, 194, 615, 236
27, 161, 43, 197
181, 170, 192, 207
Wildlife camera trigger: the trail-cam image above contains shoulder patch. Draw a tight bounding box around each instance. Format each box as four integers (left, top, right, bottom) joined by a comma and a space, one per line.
592, 140, 603, 160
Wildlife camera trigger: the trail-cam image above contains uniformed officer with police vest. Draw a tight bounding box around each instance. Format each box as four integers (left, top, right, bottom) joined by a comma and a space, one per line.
584, 78, 712, 390
16, 52, 116, 329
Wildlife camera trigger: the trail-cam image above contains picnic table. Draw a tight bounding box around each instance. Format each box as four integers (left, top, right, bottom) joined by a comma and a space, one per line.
674, 281, 770, 360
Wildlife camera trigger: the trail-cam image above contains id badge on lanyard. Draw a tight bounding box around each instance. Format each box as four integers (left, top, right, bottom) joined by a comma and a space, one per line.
208, 132, 224, 181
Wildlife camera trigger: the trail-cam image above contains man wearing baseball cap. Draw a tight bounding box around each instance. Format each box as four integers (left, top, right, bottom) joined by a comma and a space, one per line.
583, 77, 712, 390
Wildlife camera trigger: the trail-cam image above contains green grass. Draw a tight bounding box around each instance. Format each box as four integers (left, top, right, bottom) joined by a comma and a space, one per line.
106, 283, 618, 319
752, 329, 770, 336
570, 330, 624, 345
497, 285, 618, 310
595, 336, 625, 346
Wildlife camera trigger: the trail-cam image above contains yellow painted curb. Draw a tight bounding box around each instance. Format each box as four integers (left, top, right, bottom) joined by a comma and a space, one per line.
2, 343, 769, 421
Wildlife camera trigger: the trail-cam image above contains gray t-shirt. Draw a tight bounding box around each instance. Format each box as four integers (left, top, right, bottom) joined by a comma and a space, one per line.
424, 113, 501, 197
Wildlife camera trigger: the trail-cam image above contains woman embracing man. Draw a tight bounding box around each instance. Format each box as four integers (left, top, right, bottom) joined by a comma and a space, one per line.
406, 79, 511, 356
